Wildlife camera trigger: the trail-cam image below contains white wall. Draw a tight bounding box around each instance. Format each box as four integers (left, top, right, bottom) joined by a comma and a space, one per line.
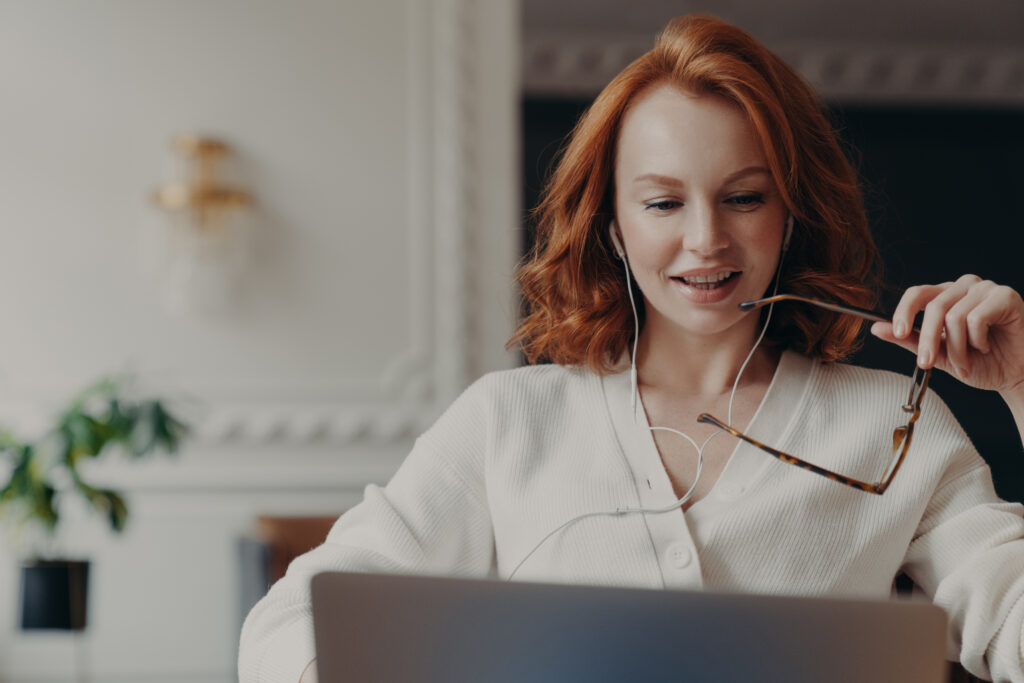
0, 1, 519, 681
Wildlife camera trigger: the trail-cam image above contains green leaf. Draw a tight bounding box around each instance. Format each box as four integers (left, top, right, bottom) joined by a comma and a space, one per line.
31, 483, 59, 532
60, 413, 108, 462
153, 402, 188, 452
104, 491, 128, 532
0, 377, 187, 538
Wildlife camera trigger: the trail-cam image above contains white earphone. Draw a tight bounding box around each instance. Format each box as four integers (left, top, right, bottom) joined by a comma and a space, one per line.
609, 222, 626, 259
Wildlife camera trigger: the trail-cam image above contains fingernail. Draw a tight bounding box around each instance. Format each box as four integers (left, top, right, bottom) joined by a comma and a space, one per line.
894, 321, 906, 337
919, 349, 932, 368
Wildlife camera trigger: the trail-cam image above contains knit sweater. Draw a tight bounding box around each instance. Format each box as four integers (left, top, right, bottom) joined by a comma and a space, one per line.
238, 351, 1024, 682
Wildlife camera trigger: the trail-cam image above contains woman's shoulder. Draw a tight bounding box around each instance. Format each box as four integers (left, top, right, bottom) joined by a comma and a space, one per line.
434, 364, 606, 427
814, 357, 919, 392
810, 356, 966, 435
468, 363, 603, 405
771, 351, 920, 412
477, 362, 596, 384
420, 363, 605, 446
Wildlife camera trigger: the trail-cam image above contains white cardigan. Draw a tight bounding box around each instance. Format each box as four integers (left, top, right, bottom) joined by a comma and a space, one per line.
239, 351, 1024, 682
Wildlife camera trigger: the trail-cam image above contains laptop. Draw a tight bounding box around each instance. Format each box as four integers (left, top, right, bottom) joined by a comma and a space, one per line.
312, 571, 948, 683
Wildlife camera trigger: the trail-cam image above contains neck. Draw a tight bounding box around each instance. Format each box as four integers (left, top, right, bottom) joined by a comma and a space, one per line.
635, 315, 779, 397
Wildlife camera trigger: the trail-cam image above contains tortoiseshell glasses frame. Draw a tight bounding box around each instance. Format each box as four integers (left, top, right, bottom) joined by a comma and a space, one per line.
696, 294, 931, 495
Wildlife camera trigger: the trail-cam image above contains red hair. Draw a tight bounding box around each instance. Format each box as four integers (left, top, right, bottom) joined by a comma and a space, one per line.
510, 14, 879, 373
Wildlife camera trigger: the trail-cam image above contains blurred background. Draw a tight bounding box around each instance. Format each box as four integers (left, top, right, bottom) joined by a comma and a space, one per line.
0, 1, 1020, 681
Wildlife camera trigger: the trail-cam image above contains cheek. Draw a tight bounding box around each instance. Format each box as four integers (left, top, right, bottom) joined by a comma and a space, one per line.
632, 242, 674, 273
620, 222, 676, 270
754, 230, 784, 259
737, 214, 786, 263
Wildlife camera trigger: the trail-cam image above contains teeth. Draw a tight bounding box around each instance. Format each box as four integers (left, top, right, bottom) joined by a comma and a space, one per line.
682, 271, 734, 284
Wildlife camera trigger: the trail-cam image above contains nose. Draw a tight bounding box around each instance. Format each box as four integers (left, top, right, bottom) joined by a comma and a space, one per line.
684, 205, 729, 256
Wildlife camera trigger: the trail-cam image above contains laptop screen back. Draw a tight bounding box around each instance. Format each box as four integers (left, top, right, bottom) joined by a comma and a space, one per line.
312, 572, 947, 683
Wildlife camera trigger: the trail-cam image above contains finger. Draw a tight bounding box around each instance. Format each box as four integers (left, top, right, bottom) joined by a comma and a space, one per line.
917, 288, 962, 369
965, 284, 1023, 354
870, 322, 937, 374
870, 322, 920, 356
917, 276, 984, 368
891, 284, 949, 339
943, 284, 991, 375
967, 315, 993, 354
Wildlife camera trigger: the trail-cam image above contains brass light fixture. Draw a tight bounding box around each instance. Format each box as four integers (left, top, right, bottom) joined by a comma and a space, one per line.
151, 134, 254, 315
153, 134, 251, 227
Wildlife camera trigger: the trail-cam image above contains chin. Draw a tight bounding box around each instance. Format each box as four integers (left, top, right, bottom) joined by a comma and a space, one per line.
665, 309, 755, 340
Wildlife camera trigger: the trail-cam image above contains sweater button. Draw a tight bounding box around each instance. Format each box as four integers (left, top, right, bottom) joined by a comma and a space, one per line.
666, 542, 692, 569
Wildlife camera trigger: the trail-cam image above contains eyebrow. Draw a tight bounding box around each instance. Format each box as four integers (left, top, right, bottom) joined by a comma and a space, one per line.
632, 166, 771, 187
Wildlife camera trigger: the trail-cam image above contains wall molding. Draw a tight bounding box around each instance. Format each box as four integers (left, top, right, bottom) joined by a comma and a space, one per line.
523, 33, 1024, 105
431, 0, 472, 401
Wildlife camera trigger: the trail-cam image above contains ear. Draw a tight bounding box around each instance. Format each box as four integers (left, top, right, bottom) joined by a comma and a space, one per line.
609, 220, 625, 259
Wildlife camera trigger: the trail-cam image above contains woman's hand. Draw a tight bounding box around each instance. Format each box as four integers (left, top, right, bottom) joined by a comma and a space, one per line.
870, 275, 1024, 398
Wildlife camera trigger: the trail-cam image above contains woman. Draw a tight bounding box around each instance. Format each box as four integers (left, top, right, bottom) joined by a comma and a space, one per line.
240, 15, 1024, 682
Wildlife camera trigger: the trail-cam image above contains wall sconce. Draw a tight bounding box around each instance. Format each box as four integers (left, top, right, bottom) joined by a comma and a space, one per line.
152, 135, 253, 315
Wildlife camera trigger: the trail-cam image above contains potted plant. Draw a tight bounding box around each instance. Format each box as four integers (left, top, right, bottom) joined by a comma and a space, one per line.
0, 378, 187, 630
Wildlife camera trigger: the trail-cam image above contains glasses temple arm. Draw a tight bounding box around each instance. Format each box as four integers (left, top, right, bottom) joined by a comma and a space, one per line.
739, 295, 924, 334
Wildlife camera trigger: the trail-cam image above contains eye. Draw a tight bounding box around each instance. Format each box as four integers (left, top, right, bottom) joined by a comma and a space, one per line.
643, 199, 682, 213
725, 193, 765, 210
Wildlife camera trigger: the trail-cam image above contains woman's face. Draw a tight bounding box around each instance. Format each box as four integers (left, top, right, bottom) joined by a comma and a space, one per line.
613, 83, 787, 344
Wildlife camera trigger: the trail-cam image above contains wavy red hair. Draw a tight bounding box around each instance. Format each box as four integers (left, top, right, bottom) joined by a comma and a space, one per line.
510, 14, 879, 373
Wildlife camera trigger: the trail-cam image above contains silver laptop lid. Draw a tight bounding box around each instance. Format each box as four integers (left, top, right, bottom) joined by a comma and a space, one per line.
312, 572, 947, 683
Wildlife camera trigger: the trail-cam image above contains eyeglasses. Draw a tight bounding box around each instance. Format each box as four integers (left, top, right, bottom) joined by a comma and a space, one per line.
697, 294, 931, 495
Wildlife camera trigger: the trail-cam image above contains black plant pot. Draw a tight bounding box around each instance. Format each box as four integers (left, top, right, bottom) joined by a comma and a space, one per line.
20, 559, 90, 631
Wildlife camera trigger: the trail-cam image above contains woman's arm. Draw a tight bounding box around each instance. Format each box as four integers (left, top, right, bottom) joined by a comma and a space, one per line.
873, 274, 1024, 678
237, 379, 497, 682
900, 462, 1024, 680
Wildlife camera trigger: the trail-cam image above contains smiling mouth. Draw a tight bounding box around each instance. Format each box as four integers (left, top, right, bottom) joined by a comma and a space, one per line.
672, 272, 740, 290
